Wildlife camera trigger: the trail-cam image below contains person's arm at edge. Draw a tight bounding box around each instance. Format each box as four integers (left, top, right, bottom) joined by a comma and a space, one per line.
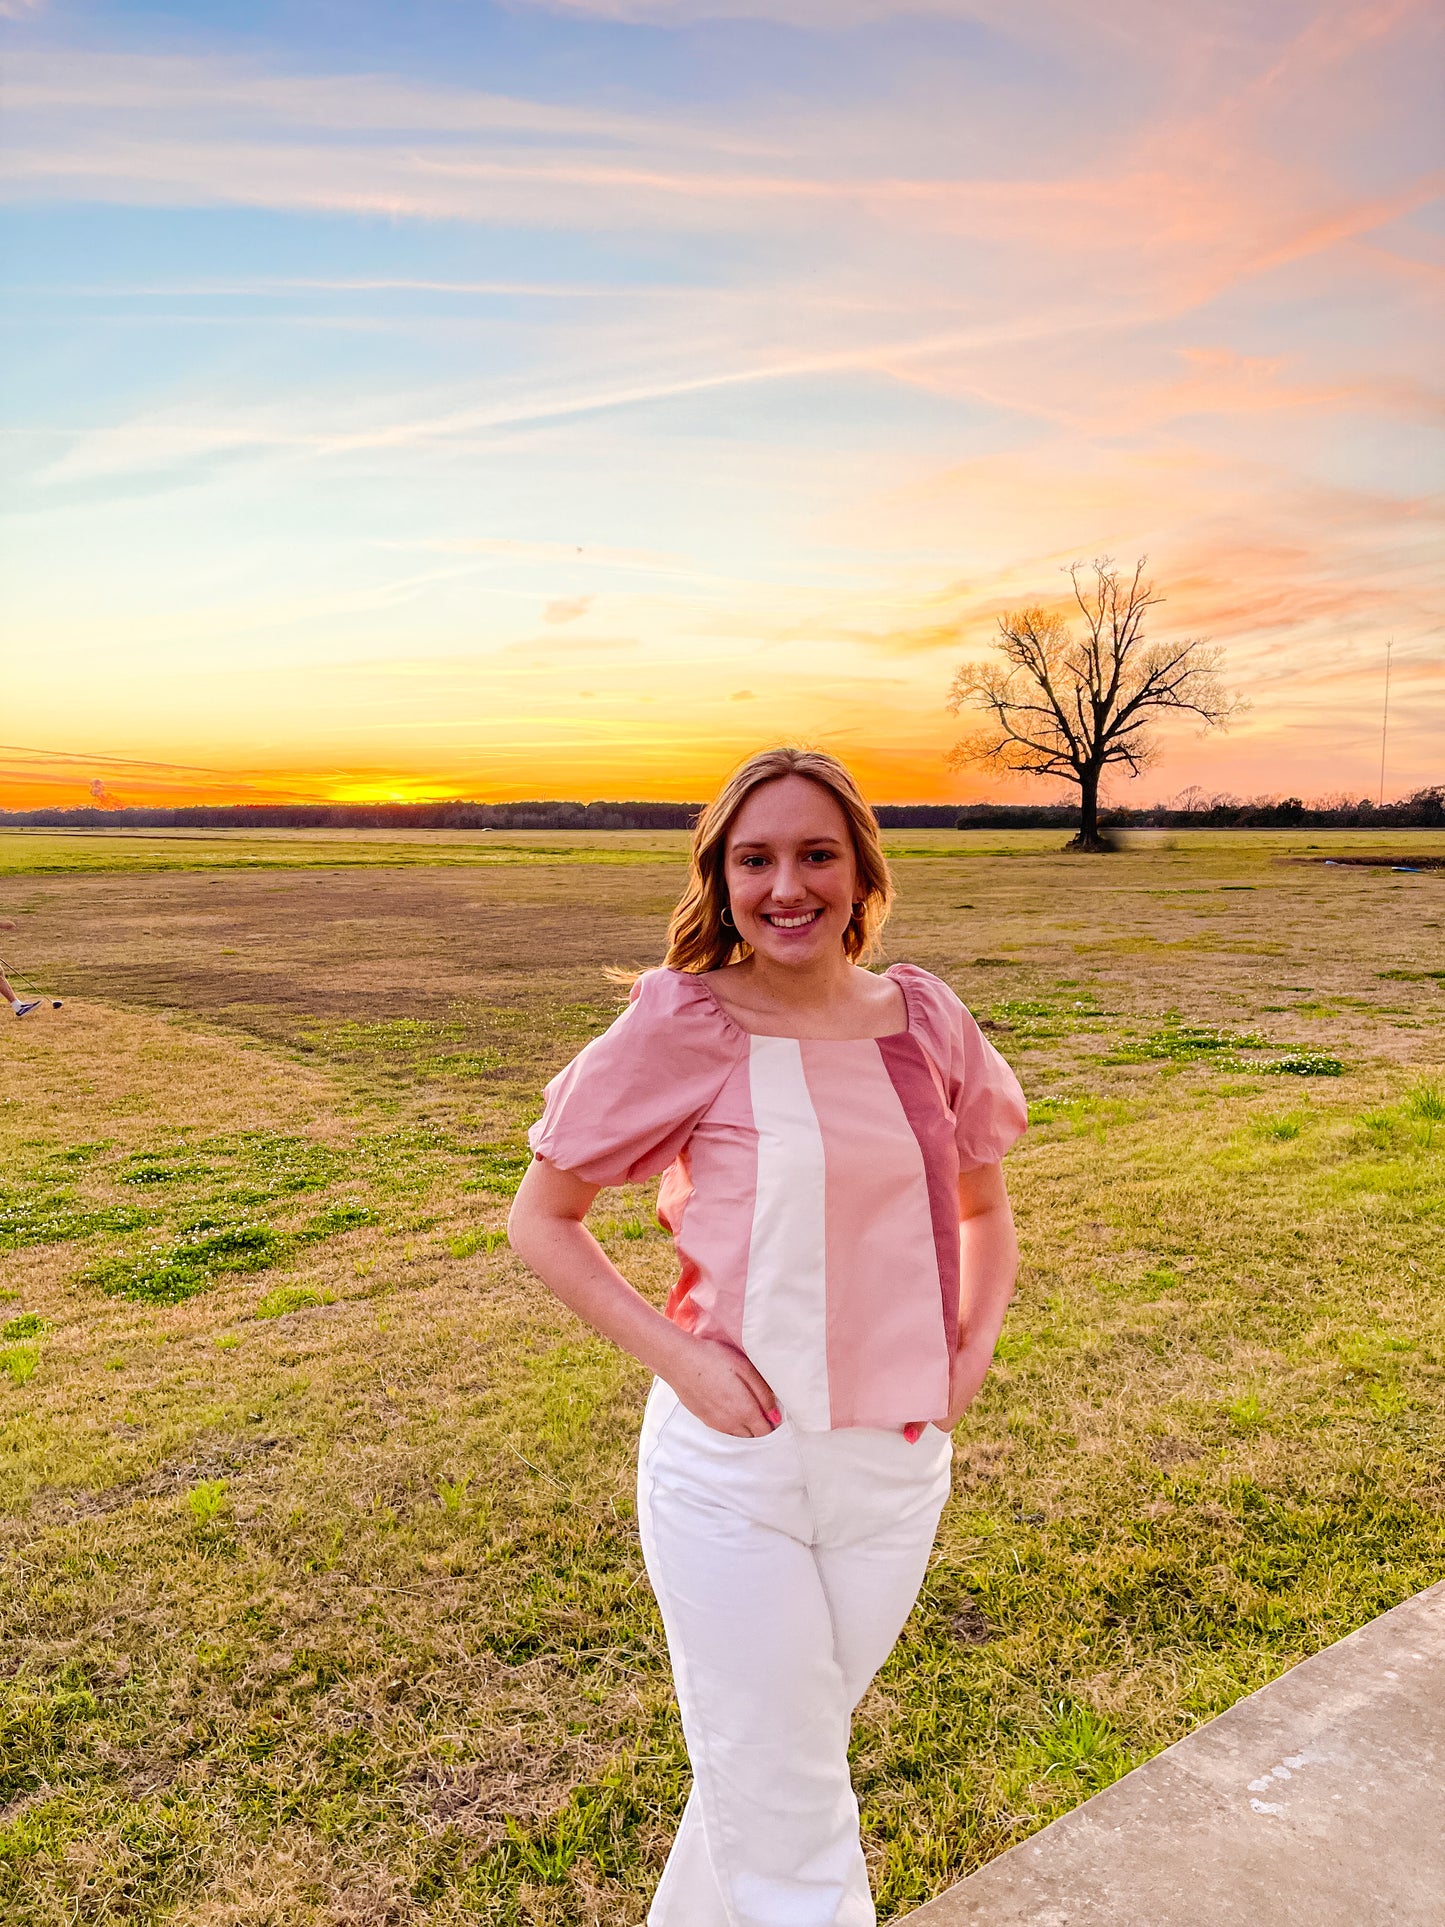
907, 1160, 1019, 1439
508, 1154, 779, 1438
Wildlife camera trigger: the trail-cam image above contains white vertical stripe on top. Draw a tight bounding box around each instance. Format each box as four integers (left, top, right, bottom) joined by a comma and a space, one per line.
742, 1035, 832, 1432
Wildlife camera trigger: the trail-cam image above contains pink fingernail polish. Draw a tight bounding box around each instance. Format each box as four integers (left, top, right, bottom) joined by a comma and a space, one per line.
903, 1422, 921, 1443
767, 1407, 782, 1425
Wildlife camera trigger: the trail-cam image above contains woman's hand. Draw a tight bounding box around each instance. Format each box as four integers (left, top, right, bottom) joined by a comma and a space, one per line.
666, 1333, 780, 1438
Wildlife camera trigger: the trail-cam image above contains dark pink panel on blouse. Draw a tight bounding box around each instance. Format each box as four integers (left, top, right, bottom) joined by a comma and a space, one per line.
877, 1030, 962, 1345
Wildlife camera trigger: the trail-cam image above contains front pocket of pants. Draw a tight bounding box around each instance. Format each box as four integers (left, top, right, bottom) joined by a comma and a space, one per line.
669, 1401, 794, 1451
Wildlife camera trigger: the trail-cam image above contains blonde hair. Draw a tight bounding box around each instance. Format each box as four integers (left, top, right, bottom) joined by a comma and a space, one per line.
664, 747, 893, 975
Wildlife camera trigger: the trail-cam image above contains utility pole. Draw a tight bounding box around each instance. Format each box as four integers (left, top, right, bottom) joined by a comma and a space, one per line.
1378, 638, 1393, 808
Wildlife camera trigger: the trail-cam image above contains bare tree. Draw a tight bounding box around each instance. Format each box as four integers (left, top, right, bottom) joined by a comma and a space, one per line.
947, 557, 1241, 851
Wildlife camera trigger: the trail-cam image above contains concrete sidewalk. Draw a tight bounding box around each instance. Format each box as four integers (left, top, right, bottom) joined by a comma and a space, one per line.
902, 1580, 1444, 1926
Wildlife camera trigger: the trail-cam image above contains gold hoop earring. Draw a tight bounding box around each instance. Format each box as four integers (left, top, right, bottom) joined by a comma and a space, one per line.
721, 907, 736, 929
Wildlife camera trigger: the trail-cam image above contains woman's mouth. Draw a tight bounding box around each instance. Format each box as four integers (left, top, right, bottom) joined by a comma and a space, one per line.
761, 908, 822, 930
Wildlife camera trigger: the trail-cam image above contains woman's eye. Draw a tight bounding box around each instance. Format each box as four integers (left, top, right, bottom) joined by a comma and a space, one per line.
803, 850, 835, 864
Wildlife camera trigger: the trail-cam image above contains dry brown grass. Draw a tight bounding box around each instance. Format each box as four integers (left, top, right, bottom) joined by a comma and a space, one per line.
1, 829, 1441, 1923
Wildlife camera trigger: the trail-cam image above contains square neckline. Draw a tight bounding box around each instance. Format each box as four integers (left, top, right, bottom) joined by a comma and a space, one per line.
687, 963, 914, 1044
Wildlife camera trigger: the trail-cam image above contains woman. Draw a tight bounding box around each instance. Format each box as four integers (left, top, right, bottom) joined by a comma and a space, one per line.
508, 747, 1025, 1927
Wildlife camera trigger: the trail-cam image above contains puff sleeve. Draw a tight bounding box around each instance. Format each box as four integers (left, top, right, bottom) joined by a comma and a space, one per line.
890, 963, 1028, 1170
527, 968, 743, 1187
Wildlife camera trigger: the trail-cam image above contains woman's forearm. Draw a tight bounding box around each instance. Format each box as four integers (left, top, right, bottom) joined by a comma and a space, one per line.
959, 1202, 1017, 1350
508, 1197, 688, 1381
948, 1181, 1019, 1416
508, 1158, 779, 1435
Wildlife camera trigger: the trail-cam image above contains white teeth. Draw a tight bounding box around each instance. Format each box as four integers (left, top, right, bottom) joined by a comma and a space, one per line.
767, 911, 819, 929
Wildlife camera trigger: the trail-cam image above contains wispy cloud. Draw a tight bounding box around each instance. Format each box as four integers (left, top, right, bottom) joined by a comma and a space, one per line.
2, 48, 773, 150
508, 0, 1218, 34
501, 634, 640, 656
392, 537, 722, 581
33, 276, 707, 300
544, 595, 596, 623
8, 34, 1437, 452
3, 5, 1439, 803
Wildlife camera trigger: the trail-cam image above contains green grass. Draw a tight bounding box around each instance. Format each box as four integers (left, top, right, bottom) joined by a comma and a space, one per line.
84, 1222, 288, 1304
304, 1017, 466, 1054
255, 1283, 336, 1319
1406, 1078, 1445, 1146
1101, 1021, 1344, 1075
1, 1313, 50, 1342
0, 827, 1094, 879
448, 1228, 510, 1259
0, 1346, 39, 1385
0, 831, 692, 876
0, 827, 1441, 1922
297, 1202, 380, 1241
0, 1190, 154, 1249
462, 1145, 534, 1198
186, 1479, 229, 1529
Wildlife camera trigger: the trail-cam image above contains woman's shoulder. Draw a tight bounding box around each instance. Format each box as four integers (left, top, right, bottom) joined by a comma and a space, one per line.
886, 961, 959, 995
886, 963, 979, 1060
628, 964, 728, 1012
530, 968, 743, 1183
886, 961, 968, 1017
620, 967, 747, 1051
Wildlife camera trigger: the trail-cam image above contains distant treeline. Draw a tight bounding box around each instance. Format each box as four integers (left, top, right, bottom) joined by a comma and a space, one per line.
0, 799, 960, 831
983, 786, 1444, 831
0, 800, 704, 831
0, 788, 1439, 832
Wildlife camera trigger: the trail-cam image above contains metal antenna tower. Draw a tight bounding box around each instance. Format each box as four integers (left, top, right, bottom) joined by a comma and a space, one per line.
1378, 637, 1393, 808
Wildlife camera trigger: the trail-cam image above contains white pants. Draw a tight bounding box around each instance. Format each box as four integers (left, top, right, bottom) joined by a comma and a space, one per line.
637, 1380, 953, 1927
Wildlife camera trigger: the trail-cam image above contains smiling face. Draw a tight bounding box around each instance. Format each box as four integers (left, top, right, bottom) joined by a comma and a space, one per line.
722, 774, 860, 969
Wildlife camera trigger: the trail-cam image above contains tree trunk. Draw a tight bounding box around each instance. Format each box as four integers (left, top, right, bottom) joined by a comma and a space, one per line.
1066, 766, 1110, 852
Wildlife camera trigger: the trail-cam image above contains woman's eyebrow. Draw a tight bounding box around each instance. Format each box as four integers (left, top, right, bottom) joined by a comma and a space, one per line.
730, 835, 845, 852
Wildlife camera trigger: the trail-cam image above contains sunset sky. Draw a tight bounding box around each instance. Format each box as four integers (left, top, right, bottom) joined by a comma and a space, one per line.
3, 0, 1441, 807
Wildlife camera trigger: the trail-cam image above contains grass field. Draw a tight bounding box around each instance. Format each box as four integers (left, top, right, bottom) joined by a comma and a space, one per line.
2, 828, 1442, 1925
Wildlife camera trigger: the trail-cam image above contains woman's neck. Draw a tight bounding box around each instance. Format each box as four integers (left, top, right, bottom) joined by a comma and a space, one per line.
721, 948, 867, 1019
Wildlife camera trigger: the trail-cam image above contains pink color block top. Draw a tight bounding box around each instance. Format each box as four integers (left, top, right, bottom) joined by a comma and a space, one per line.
528, 964, 1027, 1431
